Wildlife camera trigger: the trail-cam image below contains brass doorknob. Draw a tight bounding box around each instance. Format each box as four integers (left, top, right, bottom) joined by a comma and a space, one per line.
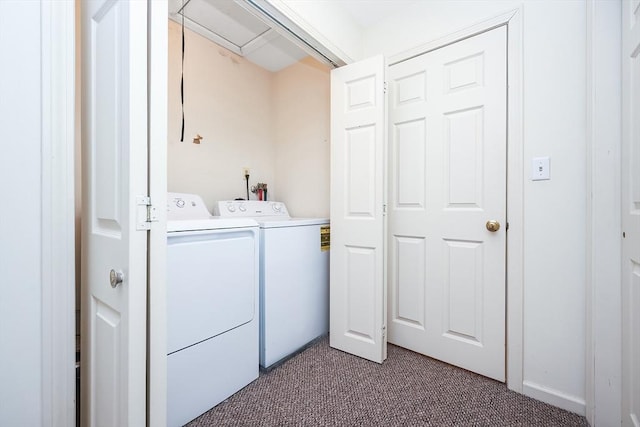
486, 220, 500, 232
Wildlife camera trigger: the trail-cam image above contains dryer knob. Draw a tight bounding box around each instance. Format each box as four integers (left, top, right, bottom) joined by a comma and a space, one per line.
227, 205, 236, 213
239, 204, 247, 212
176, 199, 185, 208
272, 203, 282, 212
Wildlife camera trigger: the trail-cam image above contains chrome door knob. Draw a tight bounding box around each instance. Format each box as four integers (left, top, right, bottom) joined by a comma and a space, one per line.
110, 269, 124, 288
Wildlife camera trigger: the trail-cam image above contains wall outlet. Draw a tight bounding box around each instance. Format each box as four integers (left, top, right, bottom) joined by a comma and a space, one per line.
531, 157, 550, 181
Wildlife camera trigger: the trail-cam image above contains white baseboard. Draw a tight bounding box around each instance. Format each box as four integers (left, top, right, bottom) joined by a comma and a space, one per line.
522, 381, 586, 416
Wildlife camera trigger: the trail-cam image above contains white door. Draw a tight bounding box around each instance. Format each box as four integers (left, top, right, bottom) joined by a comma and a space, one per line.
622, 1, 640, 425
81, 1, 149, 425
330, 55, 387, 363
387, 26, 507, 381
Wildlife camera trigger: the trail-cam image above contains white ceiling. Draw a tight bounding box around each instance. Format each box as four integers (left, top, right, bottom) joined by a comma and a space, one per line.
170, 0, 420, 72
170, 0, 309, 72
339, 0, 421, 29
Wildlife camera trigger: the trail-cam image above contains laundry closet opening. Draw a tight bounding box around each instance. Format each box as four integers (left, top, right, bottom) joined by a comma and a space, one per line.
165, 1, 510, 388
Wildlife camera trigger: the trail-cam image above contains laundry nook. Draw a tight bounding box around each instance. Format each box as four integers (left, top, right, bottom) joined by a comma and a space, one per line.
163, 0, 332, 422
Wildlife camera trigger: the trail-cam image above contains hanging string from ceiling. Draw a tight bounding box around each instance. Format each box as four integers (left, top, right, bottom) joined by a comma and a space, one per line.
180, 2, 185, 142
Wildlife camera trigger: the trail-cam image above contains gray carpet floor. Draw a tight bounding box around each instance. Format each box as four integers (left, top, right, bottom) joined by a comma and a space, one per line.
187, 336, 588, 426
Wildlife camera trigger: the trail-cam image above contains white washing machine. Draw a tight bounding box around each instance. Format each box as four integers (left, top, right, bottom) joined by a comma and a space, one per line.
167, 193, 259, 426
215, 200, 329, 369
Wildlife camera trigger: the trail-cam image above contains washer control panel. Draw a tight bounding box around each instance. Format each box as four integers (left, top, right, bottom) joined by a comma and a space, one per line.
167, 192, 212, 221
214, 200, 290, 218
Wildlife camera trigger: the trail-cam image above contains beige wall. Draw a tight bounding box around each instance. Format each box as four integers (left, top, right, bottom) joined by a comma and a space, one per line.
167, 20, 330, 217
273, 57, 330, 218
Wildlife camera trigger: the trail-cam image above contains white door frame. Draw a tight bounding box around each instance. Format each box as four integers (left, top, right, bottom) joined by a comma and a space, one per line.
42, 1, 77, 426
147, 1, 169, 425
585, 0, 622, 425
388, 8, 525, 392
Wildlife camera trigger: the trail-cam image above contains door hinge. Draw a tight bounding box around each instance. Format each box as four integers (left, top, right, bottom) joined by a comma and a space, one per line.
383, 81, 388, 94
136, 196, 159, 231
383, 203, 387, 215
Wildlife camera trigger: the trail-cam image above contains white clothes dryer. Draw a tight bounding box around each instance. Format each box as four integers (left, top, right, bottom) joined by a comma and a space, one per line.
167, 193, 259, 426
215, 200, 329, 370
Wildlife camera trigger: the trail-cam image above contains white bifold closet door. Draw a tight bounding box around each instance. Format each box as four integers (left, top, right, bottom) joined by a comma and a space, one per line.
387, 26, 507, 382
329, 56, 387, 363
81, 0, 150, 424
621, 0, 640, 425
330, 55, 387, 364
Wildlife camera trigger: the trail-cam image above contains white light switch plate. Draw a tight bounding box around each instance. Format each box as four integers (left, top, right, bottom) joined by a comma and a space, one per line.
531, 157, 550, 181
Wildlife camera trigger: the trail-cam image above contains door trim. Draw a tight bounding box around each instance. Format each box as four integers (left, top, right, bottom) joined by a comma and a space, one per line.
584, 0, 622, 425
147, 1, 169, 425
388, 8, 525, 392
41, 1, 76, 425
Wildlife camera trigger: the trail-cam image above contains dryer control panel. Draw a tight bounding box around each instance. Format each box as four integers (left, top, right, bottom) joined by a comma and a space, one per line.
214, 200, 290, 218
